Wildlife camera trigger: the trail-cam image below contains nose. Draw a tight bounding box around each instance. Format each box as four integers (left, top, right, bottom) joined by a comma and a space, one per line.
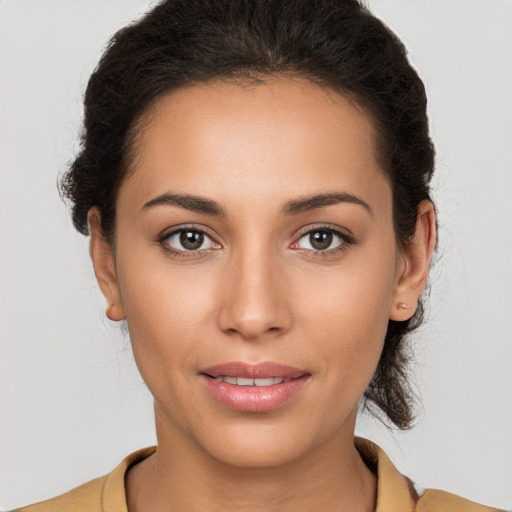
217, 242, 292, 342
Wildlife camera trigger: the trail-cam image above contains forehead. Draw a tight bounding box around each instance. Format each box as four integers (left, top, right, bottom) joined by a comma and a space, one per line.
122, 77, 390, 213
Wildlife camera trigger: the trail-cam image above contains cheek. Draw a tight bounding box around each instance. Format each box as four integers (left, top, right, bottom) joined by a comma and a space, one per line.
116, 261, 219, 431
114, 242, 217, 378
305, 287, 388, 379
296, 248, 397, 394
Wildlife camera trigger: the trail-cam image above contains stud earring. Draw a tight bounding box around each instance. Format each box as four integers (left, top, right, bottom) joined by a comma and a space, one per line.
397, 302, 411, 310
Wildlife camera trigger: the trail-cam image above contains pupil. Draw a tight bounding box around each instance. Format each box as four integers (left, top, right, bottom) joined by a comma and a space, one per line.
180, 230, 203, 250
311, 231, 332, 250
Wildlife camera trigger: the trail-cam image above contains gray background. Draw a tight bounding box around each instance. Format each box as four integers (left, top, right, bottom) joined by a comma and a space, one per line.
1, 0, 511, 509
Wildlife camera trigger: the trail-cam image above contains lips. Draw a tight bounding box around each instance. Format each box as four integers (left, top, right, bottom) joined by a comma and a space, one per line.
200, 361, 310, 412
212, 376, 291, 386
201, 361, 307, 380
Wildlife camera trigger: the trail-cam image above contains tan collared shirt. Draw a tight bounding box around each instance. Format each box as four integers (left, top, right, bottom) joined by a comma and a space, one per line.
13, 438, 503, 512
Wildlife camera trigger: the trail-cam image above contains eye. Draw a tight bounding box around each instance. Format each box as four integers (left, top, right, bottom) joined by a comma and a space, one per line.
291, 226, 353, 254
160, 227, 221, 254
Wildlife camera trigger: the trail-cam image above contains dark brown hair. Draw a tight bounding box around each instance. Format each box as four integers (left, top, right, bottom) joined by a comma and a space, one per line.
61, 0, 435, 429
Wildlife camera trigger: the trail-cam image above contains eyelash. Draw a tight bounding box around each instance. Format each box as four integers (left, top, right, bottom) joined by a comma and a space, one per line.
158, 225, 220, 260
294, 225, 355, 258
157, 224, 355, 260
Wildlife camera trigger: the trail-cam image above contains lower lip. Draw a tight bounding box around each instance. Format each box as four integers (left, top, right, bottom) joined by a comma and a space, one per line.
201, 375, 310, 413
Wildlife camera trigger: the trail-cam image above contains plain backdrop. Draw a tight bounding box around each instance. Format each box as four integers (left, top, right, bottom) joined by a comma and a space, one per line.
1, 0, 511, 510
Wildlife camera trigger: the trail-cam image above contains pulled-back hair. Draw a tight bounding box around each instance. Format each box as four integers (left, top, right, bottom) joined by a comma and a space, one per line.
61, 0, 435, 429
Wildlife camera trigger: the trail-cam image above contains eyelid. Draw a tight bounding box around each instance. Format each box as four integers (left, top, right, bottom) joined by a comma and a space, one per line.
157, 223, 355, 259
157, 224, 222, 257
291, 224, 355, 254
295, 223, 354, 243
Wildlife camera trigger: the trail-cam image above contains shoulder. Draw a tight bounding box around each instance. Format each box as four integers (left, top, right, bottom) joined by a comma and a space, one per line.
10, 474, 107, 512
9, 446, 156, 512
354, 436, 505, 512
415, 489, 507, 512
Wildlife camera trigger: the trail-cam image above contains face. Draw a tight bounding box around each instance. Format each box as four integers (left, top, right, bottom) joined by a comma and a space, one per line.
93, 77, 420, 468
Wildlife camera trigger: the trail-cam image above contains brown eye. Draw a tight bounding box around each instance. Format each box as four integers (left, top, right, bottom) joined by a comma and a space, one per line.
162, 228, 219, 253
293, 227, 350, 253
309, 231, 333, 250
180, 230, 204, 250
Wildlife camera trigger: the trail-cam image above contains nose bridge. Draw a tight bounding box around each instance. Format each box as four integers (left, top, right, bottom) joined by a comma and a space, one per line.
218, 233, 290, 340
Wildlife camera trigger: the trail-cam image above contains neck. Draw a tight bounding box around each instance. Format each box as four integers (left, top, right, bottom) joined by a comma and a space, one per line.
126, 409, 377, 512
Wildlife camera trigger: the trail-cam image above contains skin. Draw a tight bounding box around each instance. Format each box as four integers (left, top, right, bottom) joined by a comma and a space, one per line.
89, 77, 436, 511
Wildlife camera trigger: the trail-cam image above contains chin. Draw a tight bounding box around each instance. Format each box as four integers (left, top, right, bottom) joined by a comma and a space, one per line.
191, 414, 336, 469
207, 433, 307, 469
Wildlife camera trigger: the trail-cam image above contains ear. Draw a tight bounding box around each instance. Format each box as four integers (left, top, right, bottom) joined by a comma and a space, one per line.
389, 200, 437, 321
88, 207, 126, 321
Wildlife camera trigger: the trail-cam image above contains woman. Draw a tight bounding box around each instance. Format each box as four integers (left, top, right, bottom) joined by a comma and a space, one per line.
5, 0, 508, 511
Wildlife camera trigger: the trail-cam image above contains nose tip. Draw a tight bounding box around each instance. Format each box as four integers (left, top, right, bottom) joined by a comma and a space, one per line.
221, 308, 282, 341
217, 255, 291, 341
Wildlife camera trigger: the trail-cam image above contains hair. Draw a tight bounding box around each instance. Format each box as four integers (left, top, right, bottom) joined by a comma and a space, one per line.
61, 0, 435, 430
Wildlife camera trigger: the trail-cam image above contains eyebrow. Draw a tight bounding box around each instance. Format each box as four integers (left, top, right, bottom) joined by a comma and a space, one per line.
280, 192, 373, 217
141, 191, 373, 217
142, 193, 227, 216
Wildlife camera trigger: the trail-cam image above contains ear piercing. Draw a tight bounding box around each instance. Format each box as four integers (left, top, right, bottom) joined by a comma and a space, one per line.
397, 302, 411, 310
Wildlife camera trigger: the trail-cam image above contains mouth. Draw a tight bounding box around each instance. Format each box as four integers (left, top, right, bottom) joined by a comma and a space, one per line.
201, 361, 308, 380
206, 376, 292, 386
200, 361, 310, 412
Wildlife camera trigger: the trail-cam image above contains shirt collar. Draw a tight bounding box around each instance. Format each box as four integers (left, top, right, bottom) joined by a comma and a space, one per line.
355, 436, 416, 512
103, 445, 156, 511
103, 439, 415, 511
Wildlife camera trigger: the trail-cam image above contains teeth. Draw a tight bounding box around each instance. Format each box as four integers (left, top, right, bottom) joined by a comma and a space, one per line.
255, 378, 274, 386
237, 377, 254, 386
214, 376, 293, 386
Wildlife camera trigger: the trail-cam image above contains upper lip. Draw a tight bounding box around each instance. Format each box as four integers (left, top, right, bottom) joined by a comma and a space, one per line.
201, 361, 308, 379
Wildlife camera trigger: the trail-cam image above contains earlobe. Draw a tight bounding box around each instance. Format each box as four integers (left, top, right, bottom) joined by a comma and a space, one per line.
389, 200, 437, 321
88, 208, 126, 321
